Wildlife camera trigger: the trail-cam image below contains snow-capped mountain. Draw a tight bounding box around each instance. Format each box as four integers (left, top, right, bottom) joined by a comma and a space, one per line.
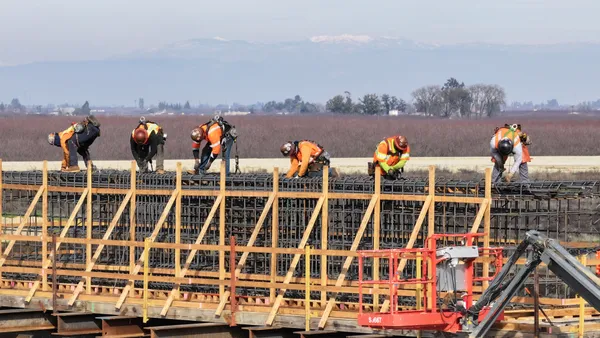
1, 36, 599, 105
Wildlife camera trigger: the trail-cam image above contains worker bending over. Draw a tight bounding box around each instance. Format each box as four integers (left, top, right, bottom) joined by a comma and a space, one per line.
131, 117, 166, 174
490, 123, 523, 183
280, 140, 338, 178
48, 115, 100, 172
371, 135, 410, 180
48, 122, 77, 170
517, 125, 532, 183
188, 115, 237, 176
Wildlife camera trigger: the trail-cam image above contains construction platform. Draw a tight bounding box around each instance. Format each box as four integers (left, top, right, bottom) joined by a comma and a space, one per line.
0, 159, 599, 337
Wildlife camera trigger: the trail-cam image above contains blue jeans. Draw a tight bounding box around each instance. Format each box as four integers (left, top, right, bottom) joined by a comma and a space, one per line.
199, 137, 234, 176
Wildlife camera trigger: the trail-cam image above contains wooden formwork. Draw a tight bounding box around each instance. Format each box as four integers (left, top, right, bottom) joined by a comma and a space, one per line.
0, 159, 599, 337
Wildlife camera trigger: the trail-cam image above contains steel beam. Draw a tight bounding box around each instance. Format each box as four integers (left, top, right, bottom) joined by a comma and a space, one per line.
99, 316, 145, 337
0, 309, 55, 333
146, 323, 245, 338
53, 312, 102, 336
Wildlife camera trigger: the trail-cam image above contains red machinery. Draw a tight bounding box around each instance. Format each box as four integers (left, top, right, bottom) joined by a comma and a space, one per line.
357, 233, 504, 333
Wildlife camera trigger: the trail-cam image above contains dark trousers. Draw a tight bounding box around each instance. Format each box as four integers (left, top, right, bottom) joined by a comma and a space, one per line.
67, 139, 91, 167
135, 144, 164, 172
199, 137, 234, 175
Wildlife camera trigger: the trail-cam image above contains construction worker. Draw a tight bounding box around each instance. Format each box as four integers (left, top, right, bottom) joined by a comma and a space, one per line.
280, 140, 338, 178
371, 135, 410, 180
187, 115, 237, 176
490, 123, 523, 183
48, 122, 78, 170
517, 125, 532, 183
130, 117, 166, 174
54, 115, 101, 172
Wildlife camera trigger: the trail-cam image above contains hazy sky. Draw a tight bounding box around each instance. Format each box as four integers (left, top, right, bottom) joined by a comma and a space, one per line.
1, 0, 600, 65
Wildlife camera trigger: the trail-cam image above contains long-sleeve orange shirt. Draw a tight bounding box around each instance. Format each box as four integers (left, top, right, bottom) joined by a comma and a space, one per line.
286, 141, 322, 178
191, 123, 222, 157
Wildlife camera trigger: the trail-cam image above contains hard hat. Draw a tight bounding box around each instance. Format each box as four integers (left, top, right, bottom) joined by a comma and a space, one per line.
395, 136, 408, 150
133, 128, 148, 145
280, 142, 295, 156
190, 127, 204, 142
498, 138, 513, 156
47, 133, 57, 146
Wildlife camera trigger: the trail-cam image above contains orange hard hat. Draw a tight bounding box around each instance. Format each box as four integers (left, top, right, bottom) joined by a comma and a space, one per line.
133, 128, 148, 145
395, 136, 408, 150
190, 127, 204, 142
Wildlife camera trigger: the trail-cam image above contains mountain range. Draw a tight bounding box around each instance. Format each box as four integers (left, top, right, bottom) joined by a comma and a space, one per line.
1, 35, 599, 106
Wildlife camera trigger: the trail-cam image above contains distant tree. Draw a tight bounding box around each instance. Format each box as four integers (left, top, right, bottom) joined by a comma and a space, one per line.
359, 94, 382, 115
10, 98, 22, 112
81, 101, 91, 115
481, 85, 506, 117
381, 94, 391, 114
0, 102, 4, 112
326, 95, 346, 113
138, 98, 145, 110
412, 85, 442, 116
388, 96, 399, 112
441, 77, 472, 118
184, 101, 191, 109
397, 98, 407, 113
158, 101, 166, 110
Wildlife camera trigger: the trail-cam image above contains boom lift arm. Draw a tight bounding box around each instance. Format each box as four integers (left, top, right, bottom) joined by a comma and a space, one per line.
465, 230, 600, 338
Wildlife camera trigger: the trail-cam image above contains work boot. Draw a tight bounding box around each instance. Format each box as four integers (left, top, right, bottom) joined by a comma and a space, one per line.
186, 169, 197, 175
62, 165, 80, 173
331, 167, 340, 178
156, 169, 166, 175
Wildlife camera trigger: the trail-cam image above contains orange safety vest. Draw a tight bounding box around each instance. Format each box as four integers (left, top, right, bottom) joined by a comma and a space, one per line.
294, 140, 323, 164
373, 137, 410, 163
493, 127, 520, 149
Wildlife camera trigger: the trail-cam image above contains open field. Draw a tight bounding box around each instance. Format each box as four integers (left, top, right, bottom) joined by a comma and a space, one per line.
1, 114, 600, 162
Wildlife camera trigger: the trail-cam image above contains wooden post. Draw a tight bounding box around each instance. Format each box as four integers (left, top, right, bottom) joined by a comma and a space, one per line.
427, 165, 435, 310
143, 238, 150, 323
175, 162, 182, 299
86, 161, 92, 294
219, 161, 226, 301
534, 266, 540, 338
305, 245, 311, 331
373, 166, 381, 311
129, 161, 136, 297
321, 166, 329, 304
0, 159, 2, 283
270, 167, 279, 303
41, 161, 48, 291
483, 168, 492, 289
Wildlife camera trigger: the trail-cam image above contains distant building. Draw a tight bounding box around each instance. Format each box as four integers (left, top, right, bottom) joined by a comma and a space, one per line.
224, 111, 251, 116
388, 109, 399, 116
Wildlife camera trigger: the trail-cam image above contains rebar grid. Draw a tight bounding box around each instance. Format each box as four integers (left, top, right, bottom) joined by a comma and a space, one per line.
1, 170, 599, 304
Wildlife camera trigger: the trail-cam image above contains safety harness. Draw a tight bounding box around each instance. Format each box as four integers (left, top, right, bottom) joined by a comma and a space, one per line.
201, 117, 240, 174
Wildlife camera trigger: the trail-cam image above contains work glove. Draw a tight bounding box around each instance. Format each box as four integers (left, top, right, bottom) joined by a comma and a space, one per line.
504, 173, 514, 183
386, 169, 398, 179
386, 157, 400, 166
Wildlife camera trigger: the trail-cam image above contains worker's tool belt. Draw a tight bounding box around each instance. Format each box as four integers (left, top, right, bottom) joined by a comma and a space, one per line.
308, 151, 331, 171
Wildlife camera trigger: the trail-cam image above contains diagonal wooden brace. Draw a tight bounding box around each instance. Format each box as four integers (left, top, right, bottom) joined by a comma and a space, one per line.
214, 192, 276, 316
67, 190, 133, 306
159, 195, 223, 316
264, 197, 325, 325
0, 186, 45, 268
379, 195, 432, 312
115, 189, 179, 310
317, 194, 378, 329
26, 188, 89, 302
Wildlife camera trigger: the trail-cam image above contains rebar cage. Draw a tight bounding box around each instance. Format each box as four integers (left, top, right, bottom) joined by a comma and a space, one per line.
0, 161, 599, 330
